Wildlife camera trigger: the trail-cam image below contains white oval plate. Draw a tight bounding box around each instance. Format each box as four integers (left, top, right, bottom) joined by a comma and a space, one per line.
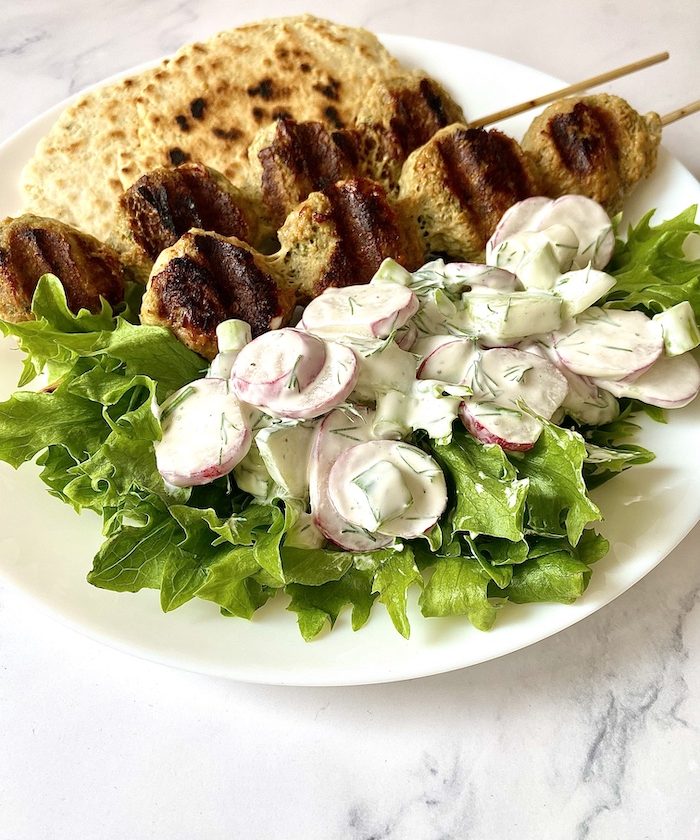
1, 35, 699, 686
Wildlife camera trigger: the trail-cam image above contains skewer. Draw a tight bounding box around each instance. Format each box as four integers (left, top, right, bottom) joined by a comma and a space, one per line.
661, 98, 700, 126
470, 51, 670, 128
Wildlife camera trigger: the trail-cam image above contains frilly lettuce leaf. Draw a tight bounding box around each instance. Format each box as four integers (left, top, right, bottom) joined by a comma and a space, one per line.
606, 205, 700, 320
514, 422, 600, 545
430, 428, 528, 541
420, 557, 499, 631
370, 547, 422, 639
286, 568, 377, 641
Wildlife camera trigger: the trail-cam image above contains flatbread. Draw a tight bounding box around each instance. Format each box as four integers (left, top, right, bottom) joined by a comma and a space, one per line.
21, 15, 403, 241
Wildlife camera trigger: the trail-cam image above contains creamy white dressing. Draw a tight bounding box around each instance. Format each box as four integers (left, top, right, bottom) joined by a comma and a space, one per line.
154, 195, 700, 550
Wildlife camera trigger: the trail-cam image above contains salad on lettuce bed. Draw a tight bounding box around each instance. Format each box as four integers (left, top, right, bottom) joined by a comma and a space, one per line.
0, 203, 699, 641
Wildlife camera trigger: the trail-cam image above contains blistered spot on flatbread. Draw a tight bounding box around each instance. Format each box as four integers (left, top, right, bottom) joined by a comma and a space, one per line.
168, 148, 190, 165
324, 106, 344, 128
190, 97, 206, 119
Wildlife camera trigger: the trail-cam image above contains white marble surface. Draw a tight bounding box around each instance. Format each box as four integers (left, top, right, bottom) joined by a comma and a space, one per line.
1, 1, 700, 838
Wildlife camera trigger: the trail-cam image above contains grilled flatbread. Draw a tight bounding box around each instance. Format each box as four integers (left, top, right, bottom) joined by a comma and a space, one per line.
21, 15, 402, 241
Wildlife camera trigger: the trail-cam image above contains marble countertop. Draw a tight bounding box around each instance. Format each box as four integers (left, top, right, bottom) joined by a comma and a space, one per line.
1, 2, 699, 838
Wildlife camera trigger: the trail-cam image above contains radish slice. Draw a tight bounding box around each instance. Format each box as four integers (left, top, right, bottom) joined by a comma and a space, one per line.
231, 329, 326, 402
460, 401, 542, 451
519, 340, 620, 426
542, 195, 615, 270
412, 334, 463, 363
417, 338, 479, 384
487, 197, 551, 254
301, 283, 419, 338
231, 329, 359, 420
487, 195, 614, 271
470, 348, 568, 417
459, 348, 568, 450
328, 440, 447, 539
395, 321, 418, 350
594, 352, 700, 408
155, 378, 252, 487
553, 308, 663, 380
309, 407, 392, 551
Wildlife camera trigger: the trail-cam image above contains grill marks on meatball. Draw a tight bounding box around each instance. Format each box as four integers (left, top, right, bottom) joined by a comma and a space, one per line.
258, 119, 355, 228
0, 215, 126, 321
547, 102, 621, 176
384, 77, 460, 156
143, 231, 293, 358
273, 177, 424, 301
120, 163, 255, 263
521, 94, 662, 214
315, 179, 413, 294
436, 127, 538, 239
397, 125, 540, 259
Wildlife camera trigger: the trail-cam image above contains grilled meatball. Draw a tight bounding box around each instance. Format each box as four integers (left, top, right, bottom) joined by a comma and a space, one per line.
0, 214, 126, 321
398, 125, 541, 259
346, 74, 466, 193
273, 177, 424, 300
113, 163, 259, 282
247, 119, 356, 230
521, 94, 662, 214
140, 230, 295, 359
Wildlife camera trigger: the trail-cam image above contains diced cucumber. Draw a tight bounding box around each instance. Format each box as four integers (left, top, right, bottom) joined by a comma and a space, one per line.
370, 257, 413, 287
233, 443, 274, 500
462, 290, 562, 341
553, 265, 616, 318
256, 423, 315, 500
216, 319, 252, 353
653, 301, 700, 356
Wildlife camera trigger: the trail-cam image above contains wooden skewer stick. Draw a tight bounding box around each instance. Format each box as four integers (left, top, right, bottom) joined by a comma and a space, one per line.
661, 98, 700, 126
470, 51, 670, 128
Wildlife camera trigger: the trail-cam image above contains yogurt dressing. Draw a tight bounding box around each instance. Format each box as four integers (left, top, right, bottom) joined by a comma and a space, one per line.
154, 194, 700, 549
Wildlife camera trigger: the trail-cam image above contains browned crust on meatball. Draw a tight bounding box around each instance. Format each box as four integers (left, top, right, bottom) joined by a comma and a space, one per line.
114, 162, 259, 281
258, 119, 355, 227
521, 94, 662, 213
140, 229, 294, 359
274, 177, 424, 300
398, 125, 540, 259
0, 214, 126, 321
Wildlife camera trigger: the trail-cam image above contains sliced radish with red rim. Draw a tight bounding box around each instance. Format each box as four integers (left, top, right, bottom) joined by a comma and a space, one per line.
155, 378, 252, 487
301, 283, 419, 338
309, 407, 392, 551
594, 352, 700, 409
327, 440, 447, 539
553, 308, 663, 380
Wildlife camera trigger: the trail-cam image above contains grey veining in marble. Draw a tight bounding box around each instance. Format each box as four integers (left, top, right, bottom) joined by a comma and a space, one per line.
1, 2, 699, 839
